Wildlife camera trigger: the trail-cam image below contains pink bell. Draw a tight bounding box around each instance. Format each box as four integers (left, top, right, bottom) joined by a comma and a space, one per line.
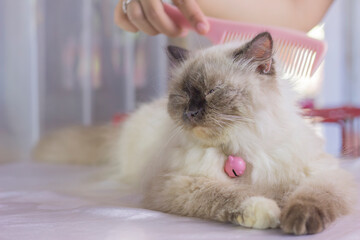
224, 155, 246, 178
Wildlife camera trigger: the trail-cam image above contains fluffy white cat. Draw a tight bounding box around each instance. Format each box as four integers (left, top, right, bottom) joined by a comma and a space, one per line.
34, 32, 356, 235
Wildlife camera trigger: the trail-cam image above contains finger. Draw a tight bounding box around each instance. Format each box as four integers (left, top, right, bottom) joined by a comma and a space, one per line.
139, 0, 182, 37
114, 0, 138, 32
173, 0, 209, 34
127, 0, 159, 36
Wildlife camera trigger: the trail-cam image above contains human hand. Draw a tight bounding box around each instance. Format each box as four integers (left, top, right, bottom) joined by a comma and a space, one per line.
114, 0, 209, 37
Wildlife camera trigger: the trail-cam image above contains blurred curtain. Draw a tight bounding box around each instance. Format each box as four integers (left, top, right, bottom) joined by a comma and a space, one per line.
0, 0, 168, 161
0, 0, 40, 162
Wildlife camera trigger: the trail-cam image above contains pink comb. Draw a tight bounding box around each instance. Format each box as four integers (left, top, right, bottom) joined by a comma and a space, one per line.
164, 4, 327, 78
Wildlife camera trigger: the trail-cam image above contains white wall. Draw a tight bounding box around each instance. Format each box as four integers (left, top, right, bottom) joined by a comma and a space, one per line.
0, 0, 168, 161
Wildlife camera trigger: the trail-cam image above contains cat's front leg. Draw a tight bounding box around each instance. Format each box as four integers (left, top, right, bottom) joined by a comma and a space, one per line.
280, 169, 356, 235
143, 174, 280, 229
237, 196, 280, 228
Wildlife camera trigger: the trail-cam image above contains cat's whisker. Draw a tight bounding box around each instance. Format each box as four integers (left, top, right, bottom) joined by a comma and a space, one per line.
208, 115, 237, 130
218, 112, 255, 124
208, 117, 224, 129
206, 105, 255, 125
225, 115, 255, 124
161, 125, 183, 150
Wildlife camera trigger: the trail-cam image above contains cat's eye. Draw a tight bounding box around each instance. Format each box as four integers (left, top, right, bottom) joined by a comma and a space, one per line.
207, 86, 222, 95
207, 89, 216, 95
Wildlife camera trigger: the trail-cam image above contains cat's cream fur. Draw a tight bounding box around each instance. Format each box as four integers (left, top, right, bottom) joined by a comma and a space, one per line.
34, 32, 356, 235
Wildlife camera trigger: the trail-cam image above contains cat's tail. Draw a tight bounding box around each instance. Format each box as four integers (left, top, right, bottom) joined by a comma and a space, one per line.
32, 124, 119, 165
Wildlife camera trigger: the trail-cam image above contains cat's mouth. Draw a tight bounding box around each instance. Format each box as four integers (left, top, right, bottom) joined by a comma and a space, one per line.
182, 111, 224, 140
179, 107, 229, 142
182, 118, 223, 140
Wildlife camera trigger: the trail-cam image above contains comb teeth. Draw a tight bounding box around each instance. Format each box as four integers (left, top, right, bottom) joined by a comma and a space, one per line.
222, 32, 254, 44
222, 32, 320, 79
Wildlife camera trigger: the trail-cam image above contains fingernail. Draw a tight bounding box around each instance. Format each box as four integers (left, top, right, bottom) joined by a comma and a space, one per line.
196, 22, 208, 34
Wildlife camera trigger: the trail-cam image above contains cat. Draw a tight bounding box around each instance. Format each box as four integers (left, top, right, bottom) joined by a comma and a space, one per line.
34, 32, 357, 235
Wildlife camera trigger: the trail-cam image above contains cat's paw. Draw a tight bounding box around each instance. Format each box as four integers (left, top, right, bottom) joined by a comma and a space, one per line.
234, 196, 281, 229
280, 199, 331, 235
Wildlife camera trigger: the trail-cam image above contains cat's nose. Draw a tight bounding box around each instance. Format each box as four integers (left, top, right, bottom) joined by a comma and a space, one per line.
185, 109, 202, 120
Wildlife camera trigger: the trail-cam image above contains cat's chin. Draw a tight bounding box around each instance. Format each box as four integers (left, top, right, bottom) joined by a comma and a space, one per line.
191, 126, 225, 146
192, 126, 213, 139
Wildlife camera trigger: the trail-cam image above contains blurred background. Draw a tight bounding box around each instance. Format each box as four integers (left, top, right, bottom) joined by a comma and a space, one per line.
0, 0, 360, 162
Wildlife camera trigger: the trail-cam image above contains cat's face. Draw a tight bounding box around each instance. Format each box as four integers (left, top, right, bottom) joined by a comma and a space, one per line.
167, 32, 278, 144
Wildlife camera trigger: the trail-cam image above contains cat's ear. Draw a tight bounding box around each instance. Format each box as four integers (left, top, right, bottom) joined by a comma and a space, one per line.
234, 32, 274, 74
167, 45, 189, 64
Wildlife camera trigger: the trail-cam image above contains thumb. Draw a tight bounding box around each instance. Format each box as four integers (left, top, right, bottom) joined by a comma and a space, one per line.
173, 0, 209, 34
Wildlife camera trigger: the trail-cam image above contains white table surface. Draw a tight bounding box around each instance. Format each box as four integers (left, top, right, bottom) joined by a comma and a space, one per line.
0, 160, 359, 240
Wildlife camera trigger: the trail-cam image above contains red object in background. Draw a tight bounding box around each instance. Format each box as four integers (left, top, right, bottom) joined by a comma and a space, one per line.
303, 106, 360, 158
303, 106, 360, 123
112, 113, 128, 125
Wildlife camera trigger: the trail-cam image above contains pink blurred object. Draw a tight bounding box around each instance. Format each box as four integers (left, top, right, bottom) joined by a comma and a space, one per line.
224, 155, 246, 178
300, 98, 315, 109
164, 3, 327, 78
